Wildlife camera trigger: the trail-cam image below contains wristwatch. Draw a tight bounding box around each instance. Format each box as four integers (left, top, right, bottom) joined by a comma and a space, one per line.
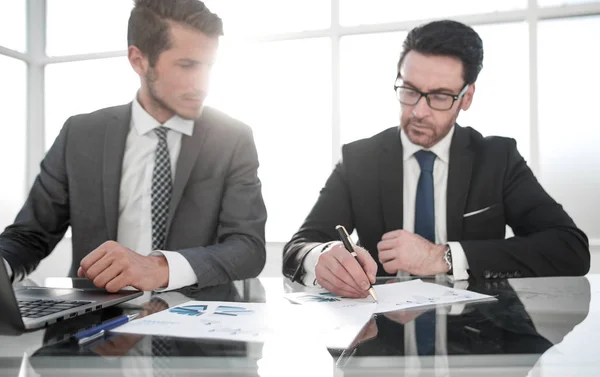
443, 245, 453, 275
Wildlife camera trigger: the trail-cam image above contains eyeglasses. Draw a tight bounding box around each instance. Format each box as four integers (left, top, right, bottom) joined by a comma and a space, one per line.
393, 81, 470, 111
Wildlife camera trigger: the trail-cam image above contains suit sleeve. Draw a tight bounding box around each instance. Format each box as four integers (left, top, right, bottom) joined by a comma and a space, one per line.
283, 150, 355, 282
461, 139, 589, 278
176, 127, 267, 288
0, 118, 72, 279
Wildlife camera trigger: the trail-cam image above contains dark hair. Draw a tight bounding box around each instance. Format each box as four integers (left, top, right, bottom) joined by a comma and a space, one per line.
127, 0, 223, 67
398, 20, 484, 85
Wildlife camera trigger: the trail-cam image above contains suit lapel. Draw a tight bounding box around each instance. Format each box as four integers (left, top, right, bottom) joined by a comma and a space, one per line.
446, 125, 474, 241
164, 116, 210, 237
102, 104, 132, 241
379, 128, 404, 232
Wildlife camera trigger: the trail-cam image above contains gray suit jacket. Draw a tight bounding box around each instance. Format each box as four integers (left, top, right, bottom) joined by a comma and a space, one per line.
0, 103, 267, 288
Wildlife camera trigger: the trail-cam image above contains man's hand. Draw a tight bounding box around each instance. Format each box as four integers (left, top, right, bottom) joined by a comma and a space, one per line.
315, 241, 377, 298
377, 230, 449, 276
77, 241, 169, 292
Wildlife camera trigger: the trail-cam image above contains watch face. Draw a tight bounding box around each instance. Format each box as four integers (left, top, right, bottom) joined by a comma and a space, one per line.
444, 247, 453, 273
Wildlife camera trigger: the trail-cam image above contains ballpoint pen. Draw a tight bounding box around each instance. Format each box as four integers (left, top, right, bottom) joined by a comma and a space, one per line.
335, 225, 378, 302
74, 313, 139, 345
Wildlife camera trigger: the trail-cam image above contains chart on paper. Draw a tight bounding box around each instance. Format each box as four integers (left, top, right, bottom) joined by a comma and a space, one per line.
285, 279, 496, 314
112, 301, 270, 342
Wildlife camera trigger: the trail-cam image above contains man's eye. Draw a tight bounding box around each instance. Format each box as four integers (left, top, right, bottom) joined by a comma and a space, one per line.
431, 94, 451, 101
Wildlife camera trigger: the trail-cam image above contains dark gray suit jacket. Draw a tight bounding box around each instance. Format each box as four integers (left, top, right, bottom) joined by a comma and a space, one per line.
283, 125, 589, 282
0, 103, 267, 288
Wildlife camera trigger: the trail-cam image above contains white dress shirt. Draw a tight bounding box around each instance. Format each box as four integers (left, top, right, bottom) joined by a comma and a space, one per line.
302, 126, 470, 286
119, 97, 198, 291
3, 97, 198, 290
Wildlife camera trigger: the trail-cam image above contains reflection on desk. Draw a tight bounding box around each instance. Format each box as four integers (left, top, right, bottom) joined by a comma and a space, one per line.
0, 275, 597, 377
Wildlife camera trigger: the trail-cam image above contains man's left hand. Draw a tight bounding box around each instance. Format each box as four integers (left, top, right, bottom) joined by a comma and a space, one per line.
377, 230, 449, 276
77, 241, 169, 292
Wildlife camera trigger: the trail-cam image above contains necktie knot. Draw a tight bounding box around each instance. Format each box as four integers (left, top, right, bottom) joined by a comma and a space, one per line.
414, 150, 436, 173
154, 126, 169, 141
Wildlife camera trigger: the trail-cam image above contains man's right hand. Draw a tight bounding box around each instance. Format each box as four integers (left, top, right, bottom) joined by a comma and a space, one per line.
315, 242, 377, 298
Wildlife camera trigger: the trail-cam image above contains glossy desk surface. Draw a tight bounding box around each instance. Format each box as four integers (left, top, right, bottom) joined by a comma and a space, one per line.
0, 275, 598, 376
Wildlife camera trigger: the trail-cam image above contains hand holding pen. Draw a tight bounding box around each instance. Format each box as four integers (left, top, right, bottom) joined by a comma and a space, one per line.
335, 225, 378, 302
313, 226, 378, 299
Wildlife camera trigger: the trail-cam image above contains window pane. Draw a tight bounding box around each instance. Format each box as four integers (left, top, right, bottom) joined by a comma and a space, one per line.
46, 0, 133, 56
204, 0, 330, 37
340, 32, 406, 144
340, 0, 525, 26
0, 0, 26, 52
459, 23, 530, 160
206, 39, 332, 241
45, 57, 139, 149
0, 56, 26, 228
538, 16, 600, 240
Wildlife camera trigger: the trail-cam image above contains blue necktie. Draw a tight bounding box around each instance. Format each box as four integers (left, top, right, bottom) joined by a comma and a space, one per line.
414, 150, 436, 243
413, 150, 437, 355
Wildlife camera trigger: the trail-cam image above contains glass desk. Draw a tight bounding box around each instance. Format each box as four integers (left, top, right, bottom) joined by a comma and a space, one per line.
0, 275, 597, 376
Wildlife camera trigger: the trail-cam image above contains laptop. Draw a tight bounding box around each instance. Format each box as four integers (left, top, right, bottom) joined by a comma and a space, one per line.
0, 259, 143, 334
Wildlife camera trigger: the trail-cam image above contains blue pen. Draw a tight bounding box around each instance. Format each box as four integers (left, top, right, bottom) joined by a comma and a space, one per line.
74, 313, 139, 345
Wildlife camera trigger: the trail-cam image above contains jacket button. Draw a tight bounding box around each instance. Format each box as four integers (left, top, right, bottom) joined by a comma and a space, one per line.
506, 272, 514, 278
491, 272, 499, 279
514, 271, 522, 278
499, 272, 506, 278
484, 270, 492, 279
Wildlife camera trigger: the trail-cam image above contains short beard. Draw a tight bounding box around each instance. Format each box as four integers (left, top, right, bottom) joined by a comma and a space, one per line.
145, 67, 199, 121
402, 106, 461, 148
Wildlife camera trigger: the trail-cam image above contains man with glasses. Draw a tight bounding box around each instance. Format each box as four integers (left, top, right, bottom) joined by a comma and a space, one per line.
283, 20, 589, 297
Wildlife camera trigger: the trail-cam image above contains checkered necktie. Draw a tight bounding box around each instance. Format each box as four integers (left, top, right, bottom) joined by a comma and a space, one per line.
151, 126, 172, 250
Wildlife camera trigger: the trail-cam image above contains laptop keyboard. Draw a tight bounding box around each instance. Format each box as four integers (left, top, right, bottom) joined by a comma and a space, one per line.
18, 299, 92, 318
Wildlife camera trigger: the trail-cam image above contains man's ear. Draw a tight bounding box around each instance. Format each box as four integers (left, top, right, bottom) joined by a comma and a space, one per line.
128, 45, 148, 77
460, 83, 476, 111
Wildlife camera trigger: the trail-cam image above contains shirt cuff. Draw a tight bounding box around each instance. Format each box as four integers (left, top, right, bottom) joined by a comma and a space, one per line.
150, 250, 197, 292
301, 242, 340, 287
447, 242, 469, 281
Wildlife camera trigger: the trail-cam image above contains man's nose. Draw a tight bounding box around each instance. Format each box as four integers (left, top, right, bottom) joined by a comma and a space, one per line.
411, 95, 431, 118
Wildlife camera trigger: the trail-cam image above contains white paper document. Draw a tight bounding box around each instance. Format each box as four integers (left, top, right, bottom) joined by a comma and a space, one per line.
111, 281, 493, 348
112, 301, 272, 343
111, 300, 375, 349
285, 279, 496, 314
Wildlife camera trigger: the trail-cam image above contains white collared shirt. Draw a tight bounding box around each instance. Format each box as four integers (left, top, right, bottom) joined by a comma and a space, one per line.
118, 97, 198, 291
399, 126, 469, 280
302, 126, 469, 285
